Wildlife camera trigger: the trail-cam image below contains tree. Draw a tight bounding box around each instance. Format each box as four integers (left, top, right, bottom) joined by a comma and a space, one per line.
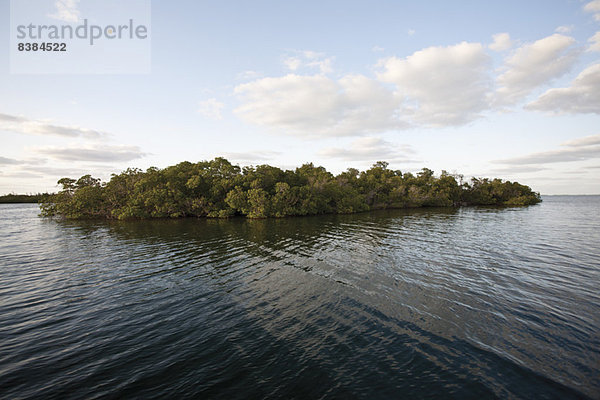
40, 158, 541, 219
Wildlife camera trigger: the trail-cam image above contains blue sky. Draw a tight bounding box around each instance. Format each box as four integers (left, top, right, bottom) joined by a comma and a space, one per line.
1, 0, 600, 194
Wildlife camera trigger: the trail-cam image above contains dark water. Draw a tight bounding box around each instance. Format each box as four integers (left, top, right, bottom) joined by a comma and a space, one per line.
1, 197, 599, 399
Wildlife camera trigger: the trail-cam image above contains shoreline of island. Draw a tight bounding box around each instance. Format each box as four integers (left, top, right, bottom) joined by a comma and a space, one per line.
38, 158, 541, 220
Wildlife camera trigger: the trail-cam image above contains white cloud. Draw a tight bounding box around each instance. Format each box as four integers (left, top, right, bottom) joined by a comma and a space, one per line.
489, 33, 512, 51
589, 32, 600, 52
584, 0, 600, 21
495, 134, 600, 165
0, 113, 106, 139
377, 41, 492, 127
282, 50, 333, 74
237, 70, 262, 80
48, 0, 80, 23
525, 63, 600, 114
312, 58, 333, 74
318, 137, 416, 163
495, 34, 580, 105
198, 98, 224, 120
234, 74, 406, 137
283, 57, 302, 71
34, 145, 147, 162
585, 0, 600, 12
232, 38, 592, 136
555, 25, 573, 34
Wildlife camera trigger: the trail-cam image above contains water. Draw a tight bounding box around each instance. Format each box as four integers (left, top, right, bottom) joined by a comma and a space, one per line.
1, 196, 599, 399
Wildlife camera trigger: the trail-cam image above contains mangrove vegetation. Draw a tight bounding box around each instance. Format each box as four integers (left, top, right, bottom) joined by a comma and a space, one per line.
0, 193, 47, 204
40, 158, 541, 219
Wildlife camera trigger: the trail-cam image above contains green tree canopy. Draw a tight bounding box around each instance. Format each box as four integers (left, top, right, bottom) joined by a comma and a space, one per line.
40, 158, 541, 219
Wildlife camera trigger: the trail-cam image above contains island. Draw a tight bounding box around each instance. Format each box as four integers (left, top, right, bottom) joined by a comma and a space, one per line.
0, 193, 47, 204
39, 158, 541, 219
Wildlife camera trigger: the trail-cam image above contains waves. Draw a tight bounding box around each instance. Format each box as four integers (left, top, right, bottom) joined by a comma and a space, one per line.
0, 198, 598, 399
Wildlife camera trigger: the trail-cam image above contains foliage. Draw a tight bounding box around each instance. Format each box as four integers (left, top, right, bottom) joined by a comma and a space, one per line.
0, 193, 48, 203
39, 158, 542, 219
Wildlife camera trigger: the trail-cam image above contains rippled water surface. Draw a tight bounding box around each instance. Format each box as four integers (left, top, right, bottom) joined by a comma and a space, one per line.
1, 197, 599, 399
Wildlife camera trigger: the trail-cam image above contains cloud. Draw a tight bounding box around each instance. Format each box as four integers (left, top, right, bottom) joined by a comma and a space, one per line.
236, 70, 262, 80
589, 32, 600, 52
234, 74, 406, 137
495, 146, 600, 164
198, 98, 224, 120
302, 50, 333, 74
584, 0, 600, 22
48, 0, 80, 23
0, 156, 24, 165
495, 34, 581, 105
489, 33, 512, 51
555, 26, 573, 34
561, 134, 600, 147
34, 145, 147, 162
0, 172, 44, 179
377, 41, 492, 127
0, 113, 106, 139
318, 137, 416, 163
283, 57, 302, 71
221, 151, 281, 163
494, 134, 600, 165
487, 166, 548, 174
232, 38, 591, 135
0, 157, 45, 167
525, 63, 600, 114
282, 51, 333, 74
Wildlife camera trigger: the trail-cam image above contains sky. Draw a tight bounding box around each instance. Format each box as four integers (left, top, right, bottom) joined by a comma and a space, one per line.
1, 0, 600, 195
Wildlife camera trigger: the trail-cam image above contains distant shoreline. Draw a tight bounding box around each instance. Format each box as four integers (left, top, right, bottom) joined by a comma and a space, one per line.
0, 194, 46, 204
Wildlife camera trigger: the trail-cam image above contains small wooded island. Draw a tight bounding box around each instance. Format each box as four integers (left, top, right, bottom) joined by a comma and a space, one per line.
40, 158, 541, 219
